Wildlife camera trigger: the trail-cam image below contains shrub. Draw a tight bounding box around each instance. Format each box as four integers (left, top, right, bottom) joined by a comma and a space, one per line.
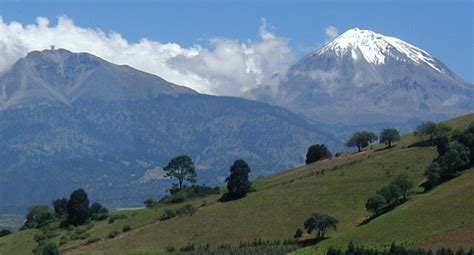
91, 207, 109, 221
108, 214, 128, 224
59, 235, 69, 246
144, 198, 158, 208
122, 225, 132, 232
159, 209, 177, 221
107, 231, 119, 239
85, 237, 100, 245
176, 204, 197, 216
41, 242, 59, 255
293, 228, 303, 239
159, 185, 220, 204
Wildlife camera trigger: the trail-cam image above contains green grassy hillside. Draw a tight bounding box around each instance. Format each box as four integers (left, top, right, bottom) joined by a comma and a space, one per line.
0, 113, 473, 255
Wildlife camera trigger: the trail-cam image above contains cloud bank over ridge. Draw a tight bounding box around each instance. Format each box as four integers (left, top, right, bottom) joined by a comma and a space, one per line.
0, 16, 295, 96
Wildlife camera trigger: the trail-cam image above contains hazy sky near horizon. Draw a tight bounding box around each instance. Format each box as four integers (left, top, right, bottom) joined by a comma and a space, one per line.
0, 0, 472, 95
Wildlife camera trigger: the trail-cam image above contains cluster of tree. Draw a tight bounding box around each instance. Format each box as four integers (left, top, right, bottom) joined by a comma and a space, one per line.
146, 155, 219, 207
346, 128, 401, 152
424, 122, 473, 190
23, 189, 108, 230
305, 144, 332, 164
295, 213, 338, 241
327, 242, 474, 255
365, 174, 414, 216
414, 121, 452, 144
346, 131, 378, 152
161, 156, 252, 204
152, 155, 252, 205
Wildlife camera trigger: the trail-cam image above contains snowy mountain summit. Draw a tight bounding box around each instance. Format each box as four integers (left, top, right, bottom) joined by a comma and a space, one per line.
254, 28, 474, 126
318, 28, 445, 73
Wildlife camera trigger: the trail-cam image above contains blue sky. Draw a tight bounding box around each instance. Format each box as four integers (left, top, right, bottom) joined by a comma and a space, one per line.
0, 0, 472, 85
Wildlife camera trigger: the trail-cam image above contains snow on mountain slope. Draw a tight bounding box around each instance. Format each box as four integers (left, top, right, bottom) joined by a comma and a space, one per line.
252, 28, 474, 126
318, 28, 445, 73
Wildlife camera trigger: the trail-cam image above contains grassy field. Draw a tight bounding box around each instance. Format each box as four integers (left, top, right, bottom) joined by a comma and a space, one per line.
0, 113, 472, 255
292, 168, 474, 255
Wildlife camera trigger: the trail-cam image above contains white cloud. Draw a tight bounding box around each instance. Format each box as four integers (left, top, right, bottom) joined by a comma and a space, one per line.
325, 26, 339, 43
0, 16, 294, 96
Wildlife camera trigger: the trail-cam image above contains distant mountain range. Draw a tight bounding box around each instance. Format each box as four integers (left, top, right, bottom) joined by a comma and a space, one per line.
251, 28, 474, 126
1, 28, 472, 213
0, 49, 338, 212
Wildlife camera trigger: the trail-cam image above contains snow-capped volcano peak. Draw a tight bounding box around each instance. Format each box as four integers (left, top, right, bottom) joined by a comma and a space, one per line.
318, 28, 445, 73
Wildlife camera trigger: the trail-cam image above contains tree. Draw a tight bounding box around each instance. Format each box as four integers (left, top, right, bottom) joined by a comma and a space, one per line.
434, 134, 450, 156
346, 131, 378, 152
457, 122, 474, 165
305, 144, 332, 164
53, 198, 68, 217
222, 160, 252, 201
379, 128, 400, 148
164, 155, 197, 190
303, 213, 338, 240
90, 202, 109, 221
414, 121, 437, 142
392, 174, 414, 200
437, 142, 470, 181
425, 162, 442, 189
414, 122, 452, 144
376, 184, 401, 205
67, 189, 90, 226
365, 195, 387, 216
23, 205, 55, 229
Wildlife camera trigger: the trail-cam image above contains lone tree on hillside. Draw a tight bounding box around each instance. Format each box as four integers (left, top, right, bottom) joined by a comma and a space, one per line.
365, 195, 387, 216
221, 160, 252, 201
346, 131, 378, 152
306, 144, 332, 164
67, 189, 90, 226
379, 128, 400, 148
303, 213, 338, 240
164, 155, 197, 190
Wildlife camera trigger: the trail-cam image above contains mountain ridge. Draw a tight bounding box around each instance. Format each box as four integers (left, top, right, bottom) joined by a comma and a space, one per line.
0, 49, 195, 110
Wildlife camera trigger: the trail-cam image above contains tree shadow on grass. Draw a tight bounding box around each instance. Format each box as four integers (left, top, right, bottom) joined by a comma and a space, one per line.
408, 140, 434, 148
358, 199, 408, 226
374, 144, 398, 152
297, 237, 329, 248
